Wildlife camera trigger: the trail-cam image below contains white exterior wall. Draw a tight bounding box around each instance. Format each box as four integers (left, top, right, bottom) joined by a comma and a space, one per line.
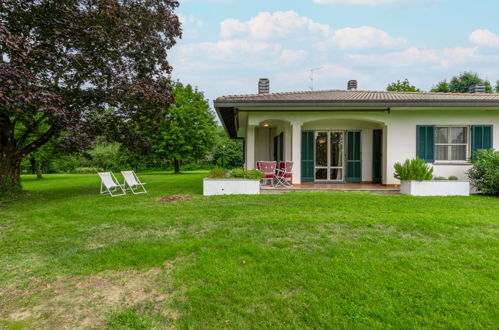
254, 127, 273, 162
361, 129, 373, 182
244, 109, 499, 184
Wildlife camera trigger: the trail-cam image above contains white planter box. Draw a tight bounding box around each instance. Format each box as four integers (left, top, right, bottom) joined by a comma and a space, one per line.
203, 178, 260, 196
400, 180, 470, 196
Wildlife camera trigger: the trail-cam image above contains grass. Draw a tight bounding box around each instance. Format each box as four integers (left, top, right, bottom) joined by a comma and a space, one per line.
0, 172, 498, 329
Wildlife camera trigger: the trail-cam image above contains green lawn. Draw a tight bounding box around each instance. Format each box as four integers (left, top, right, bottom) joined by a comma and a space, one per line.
0, 173, 498, 329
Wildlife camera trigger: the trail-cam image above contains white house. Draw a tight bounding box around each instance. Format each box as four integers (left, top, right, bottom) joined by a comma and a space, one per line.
214, 79, 499, 186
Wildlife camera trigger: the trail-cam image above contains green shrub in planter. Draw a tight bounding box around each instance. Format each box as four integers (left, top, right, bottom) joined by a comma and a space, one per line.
433, 176, 447, 180
394, 158, 434, 181
207, 167, 230, 178
244, 169, 265, 180
448, 176, 459, 181
207, 167, 265, 180
230, 168, 246, 178
467, 149, 499, 196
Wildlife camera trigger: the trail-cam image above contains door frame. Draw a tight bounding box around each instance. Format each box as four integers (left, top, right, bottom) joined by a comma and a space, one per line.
314, 131, 345, 182
372, 129, 382, 184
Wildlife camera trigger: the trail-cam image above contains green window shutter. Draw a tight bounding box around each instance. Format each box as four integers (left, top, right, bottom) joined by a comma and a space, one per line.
472, 125, 493, 157
301, 131, 314, 182
346, 131, 362, 182
416, 126, 435, 162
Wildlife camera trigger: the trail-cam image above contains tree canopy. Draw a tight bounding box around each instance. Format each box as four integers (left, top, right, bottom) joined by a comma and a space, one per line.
386, 79, 421, 92
0, 0, 181, 192
146, 82, 217, 174
212, 127, 244, 168
431, 72, 493, 93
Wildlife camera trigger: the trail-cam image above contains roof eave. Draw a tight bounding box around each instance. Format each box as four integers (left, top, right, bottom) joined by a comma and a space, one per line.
214, 100, 499, 108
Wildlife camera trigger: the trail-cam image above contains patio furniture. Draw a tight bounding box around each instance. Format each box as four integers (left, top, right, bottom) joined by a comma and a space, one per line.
98, 172, 126, 197
121, 170, 147, 194
275, 161, 293, 187
256, 161, 277, 186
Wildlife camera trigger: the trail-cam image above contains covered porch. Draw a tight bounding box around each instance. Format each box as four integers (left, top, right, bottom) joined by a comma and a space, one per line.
245, 117, 391, 186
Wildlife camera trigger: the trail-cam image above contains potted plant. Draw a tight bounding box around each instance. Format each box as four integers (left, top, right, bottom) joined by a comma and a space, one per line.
394, 158, 469, 196
203, 168, 265, 196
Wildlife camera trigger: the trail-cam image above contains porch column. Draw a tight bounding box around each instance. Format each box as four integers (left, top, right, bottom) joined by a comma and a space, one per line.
246, 125, 256, 170
291, 122, 301, 185
285, 125, 292, 161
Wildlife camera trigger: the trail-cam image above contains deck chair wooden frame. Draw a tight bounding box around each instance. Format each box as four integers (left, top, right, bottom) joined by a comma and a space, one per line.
121, 170, 147, 194
98, 172, 126, 197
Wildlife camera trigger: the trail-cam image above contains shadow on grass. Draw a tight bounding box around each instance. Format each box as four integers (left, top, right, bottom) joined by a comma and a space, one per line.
0, 172, 206, 208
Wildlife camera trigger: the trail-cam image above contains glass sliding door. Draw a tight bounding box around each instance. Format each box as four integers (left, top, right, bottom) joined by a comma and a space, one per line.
330, 132, 343, 181
315, 132, 328, 180
315, 131, 344, 181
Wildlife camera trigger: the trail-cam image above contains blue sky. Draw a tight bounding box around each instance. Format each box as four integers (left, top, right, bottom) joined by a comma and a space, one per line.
170, 0, 499, 102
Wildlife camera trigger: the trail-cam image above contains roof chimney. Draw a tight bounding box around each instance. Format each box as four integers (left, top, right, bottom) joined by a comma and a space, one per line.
258, 78, 270, 94
468, 84, 485, 93
347, 80, 357, 91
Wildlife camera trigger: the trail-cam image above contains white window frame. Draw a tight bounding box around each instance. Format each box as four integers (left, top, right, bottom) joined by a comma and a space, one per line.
434, 125, 470, 163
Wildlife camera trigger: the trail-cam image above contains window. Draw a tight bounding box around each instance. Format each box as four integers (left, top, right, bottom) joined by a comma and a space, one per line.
435, 127, 469, 161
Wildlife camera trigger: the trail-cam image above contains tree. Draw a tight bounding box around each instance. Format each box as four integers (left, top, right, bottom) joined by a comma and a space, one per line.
212, 127, 244, 168
147, 82, 217, 174
87, 137, 121, 171
386, 79, 421, 92
24, 137, 59, 179
0, 0, 181, 193
432, 72, 492, 93
496, 80, 499, 93
431, 80, 451, 93
449, 72, 493, 93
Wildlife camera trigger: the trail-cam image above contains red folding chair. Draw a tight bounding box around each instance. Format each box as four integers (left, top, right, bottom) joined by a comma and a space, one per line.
275, 161, 293, 187
256, 161, 277, 186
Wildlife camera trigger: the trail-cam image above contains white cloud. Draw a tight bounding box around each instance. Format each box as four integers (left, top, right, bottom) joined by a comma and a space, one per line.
220, 11, 331, 40
278, 49, 308, 65
177, 40, 306, 66
349, 46, 480, 68
315, 26, 406, 50
469, 29, 499, 47
178, 14, 205, 40
313, 0, 397, 4
313, 0, 434, 5
221, 12, 403, 51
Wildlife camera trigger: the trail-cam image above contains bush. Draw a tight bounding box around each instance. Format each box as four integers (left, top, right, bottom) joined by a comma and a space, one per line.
72, 167, 104, 174
241, 169, 265, 180
394, 158, 434, 181
207, 167, 230, 178
467, 149, 499, 196
449, 176, 459, 180
433, 176, 447, 180
206, 167, 265, 180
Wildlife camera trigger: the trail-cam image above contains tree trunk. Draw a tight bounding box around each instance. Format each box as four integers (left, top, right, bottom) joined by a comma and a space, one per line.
174, 159, 180, 174
30, 157, 37, 174
0, 153, 22, 193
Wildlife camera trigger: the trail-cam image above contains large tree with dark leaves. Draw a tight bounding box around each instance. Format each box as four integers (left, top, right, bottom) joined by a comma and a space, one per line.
0, 0, 181, 192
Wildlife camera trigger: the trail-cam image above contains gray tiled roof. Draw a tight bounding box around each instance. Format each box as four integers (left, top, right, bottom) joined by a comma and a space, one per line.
215, 89, 499, 104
